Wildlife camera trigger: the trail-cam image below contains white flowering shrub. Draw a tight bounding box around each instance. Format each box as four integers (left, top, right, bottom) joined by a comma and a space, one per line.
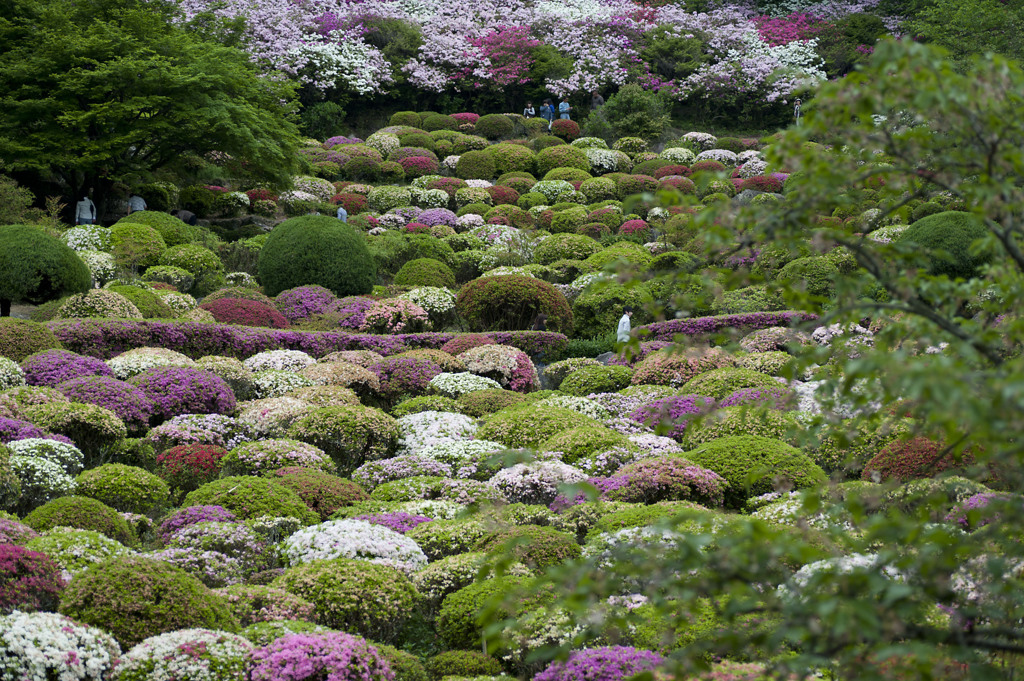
9, 456, 77, 511
531, 180, 575, 203
464, 179, 493, 189
365, 132, 401, 158
0, 611, 120, 681
696, 149, 739, 166
488, 461, 587, 505
236, 397, 312, 439
778, 553, 903, 603
441, 155, 460, 174
537, 395, 612, 421
584, 149, 624, 174
417, 440, 507, 480
106, 347, 195, 380
367, 186, 412, 213
114, 629, 252, 681
682, 132, 718, 151
149, 547, 244, 588
78, 250, 118, 285
7, 438, 85, 475
659, 147, 696, 164
0, 357, 25, 391
411, 187, 450, 209
428, 372, 502, 398
290, 176, 335, 202
225, 271, 258, 288
25, 528, 134, 578
252, 371, 315, 399
157, 291, 198, 313
738, 157, 770, 179
243, 350, 316, 373
62, 225, 112, 252
572, 137, 609, 149
281, 519, 428, 573
398, 286, 456, 326
396, 411, 478, 456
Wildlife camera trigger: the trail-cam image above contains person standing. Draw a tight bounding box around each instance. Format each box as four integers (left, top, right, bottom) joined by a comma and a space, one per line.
523, 101, 536, 117
591, 91, 605, 109
794, 98, 802, 126
336, 205, 348, 222
171, 208, 197, 226
539, 99, 555, 130
617, 306, 633, 343
75, 195, 97, 225
558, 97, 571, 120
127, 193, 147, 214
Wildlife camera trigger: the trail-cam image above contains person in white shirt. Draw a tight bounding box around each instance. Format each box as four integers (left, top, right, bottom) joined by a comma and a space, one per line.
127, 194, 147, 214
336, 205, 348, 222
75, 196, 97, 225
617, 306, 633, 343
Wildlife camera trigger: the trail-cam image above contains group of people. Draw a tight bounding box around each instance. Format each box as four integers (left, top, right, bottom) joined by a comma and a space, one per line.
73, 191, 196, 226
523, 92, 604, 129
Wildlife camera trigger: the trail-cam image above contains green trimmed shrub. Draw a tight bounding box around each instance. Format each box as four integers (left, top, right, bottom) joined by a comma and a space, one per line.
21, 402, 127, 465
571, 282, 652, 339
558, 365, 633, 396
270, 468, 369, 521
477, 405, 600, 449
394, 258, 456, 289
532, 135, 565, 152
476, 525, 580, 570
579, 178, 618, 203
392, 395, 463, 418
390, 112, 422, 128
548, 206, 589, 234
0, 443, 21, 513
681, 367, 782, 400
542, 168, 592, 183
455, 151, 497, 180
536, 146, 590, 176
118, 211, 197, 247
682, 406, 799, 449
582, 243, 653, 272
426, 651, 503, 681
685, 435, 827, 508
776, 256, 839, 299
423, 114, 459, 132
373, 644, 430, 681
811, 418, 914, 477
74, 464, 170, 514
258, 215, 376, 297
287, 405, 399, 475
910, 201, 943, 223
158, 244, 223, 281
272, 558, 418, 642
0, 225, 92, 315
109, 223, 167, 270
896, 211, 992, 279
23, 495, 134, 545
105, 284, 176, 318
0, 319, 62, 362
406, 519, 487, 560
182, 476, 319, 525
58, 555, 239, 648
486, 144, 537, 176
436, 576, 548, 649
541, 426, 632, 463
455, 275, 573, 333
457, 389, 527, 418
474, 114, 514, 140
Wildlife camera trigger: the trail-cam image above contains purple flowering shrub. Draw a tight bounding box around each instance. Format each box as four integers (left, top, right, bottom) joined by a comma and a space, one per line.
0, 418, 47, 443
354, 512, 433, 534
944, 493, 1016, 531
20, 349, 114, 387
276, 286, 339, 323
0, 543, 65, 613
128, 367, 236, 422
56, 376, 154, 434
629, 395, 717, 441
416, 208, 459, 227
533, 646, 663, 681
639, 312, 818, 343
719, 386, 795, 410
146, 413, 252, 452
368, 357, 443, 403
605, 456, 727, 506
0, 518, 38, 544
158, 505, 239, 542
608, 341, 672, 368
327, 297, 378, 330
351, 455, 453, 492
631, 347, 736, 388
247, 632, 395, 681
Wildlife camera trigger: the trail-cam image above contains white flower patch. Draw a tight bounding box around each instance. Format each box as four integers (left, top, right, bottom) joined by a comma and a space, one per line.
106, 347, 195, 380
778, 553, 903, 603
396, 499, 465, 520
10, 456, 77, 507
0, 357, 25, 391
0, 611, 120, 681
488, 461, 587, 505
398, 287, 456, 317
282, 519, 428, 573
538, 395, 612, 421
62, 225, 112, 252
251, 371, 315, 400
397, 411, 478, 456
428, 372, 502, 398
737, 157, 769, 179
243, 349, 316, 373
116, 629, 252, 681
659, 147, 696, 164
8, 438, 85, 474
696, 149, 739, 166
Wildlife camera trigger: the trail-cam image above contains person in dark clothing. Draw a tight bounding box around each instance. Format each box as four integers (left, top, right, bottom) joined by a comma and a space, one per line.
523, 101, 536, 117
539, 99, 555, 129
591, 91, 605, 109
171, 209, 197, 226
531, 313, 548, 331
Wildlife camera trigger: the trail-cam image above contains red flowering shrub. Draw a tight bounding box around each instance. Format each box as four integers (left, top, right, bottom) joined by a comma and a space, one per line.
619, 219, 650, 236
739, 175, 784, 193
0, 544, 64, 613
426, 177, 469, 197
199, 298, 290, 329
440, 334, 496, 356
330, 193, 368, 214
369, 357, 443, 404
658, 177, 697, 194
550, 119, 581, 141
616, 174, 658, 199
270, 467, 368, 521
247, 188, 279, 203
691, 160, 727, 173
486, 185, 520, 206
399, 155, 440, 180
451, 113, 480, 124
402, 222, 432, 234
861, 437, 973, 483
156, 444, 229, 497
456, 275, 573, 333
654, 165, 690, 179
487, 216, 511, 226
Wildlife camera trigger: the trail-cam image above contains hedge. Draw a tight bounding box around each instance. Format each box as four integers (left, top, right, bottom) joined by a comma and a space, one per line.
637, 312, 818, 342
44, 319, 567, 360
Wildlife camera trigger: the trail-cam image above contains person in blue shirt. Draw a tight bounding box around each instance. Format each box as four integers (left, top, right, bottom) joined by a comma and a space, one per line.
336, 205, 348, 222
539, 99, 555, 129
558, 97, 571, 120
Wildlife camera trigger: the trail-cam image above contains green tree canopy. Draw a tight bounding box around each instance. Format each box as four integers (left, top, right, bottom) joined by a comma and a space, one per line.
0, 225, 92, 316
0, 0, 302, 205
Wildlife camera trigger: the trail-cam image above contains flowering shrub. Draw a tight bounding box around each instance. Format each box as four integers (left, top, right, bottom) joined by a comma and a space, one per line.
416, 440, 506, 480
534, 646, 663, 681
287, 405, 399, 474
158, 505, 238, 542
199, 298, 290, 329
214, 584, 315, 626
281, 518, 428, 573
20, 351, 113, 391
223, 439, 334, 477
6, 438, 83, 474
155, 444, 227, 497
353, 512, 433, 535
106, 347, 195, 380
631, 347, 736, 387
244, 349, 316, 373
0, 543, 64, 613
75, 463, 170, 514
8, 455, 77, 514
862, 437, 971, 483
460, 344, 540, 392
395, 410, 478, 457
275, 285, 339, 323
148, 546, 244, 588
0, 517, 38, 545
0, 611, 120, 680
607, 456, 727, 506
56, 290, 143, 320
114, 629, 252, 681
489, 461, 587, 505
167, 520, 264, 564
128, 367, 236, 422
183, 476, 319, 525
146, 413, 251, 452
20, 402, 127, 462
360, 299, 431, 335
271, 467, 368, 521
24, 527, 134, 576
247, 632, 395, 681
369, 357, 443, 404
56, 375, 153, 434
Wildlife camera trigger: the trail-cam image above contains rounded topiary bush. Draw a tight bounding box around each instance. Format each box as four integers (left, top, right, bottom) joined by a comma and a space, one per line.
56, 289, 142, 320
20, 402, 127, 463
533, 646, 663, 681
455, 150, 497, 180
248, 631, 394, 681
456, 275, 573, 333
258, 215, 377, 297
680, 367, 782, 401
0, 611, 121, 678
0, 543, 65, 613
55, 376, 153, 434
534, 234, 602, 265
0, 319, 62, 362
182, 476, 319, 525
58, 555, 239, 648
571, 282, 652, 340
436, 576, 547, 649
606, 456, 727, 506
73, 463, 169, 515
861, 437, 972, 483
104, 285, 176, 319
476, 525, 581, 570
426, 650, 503, 679
776, 256, 839, 299
113, 628, 253, 681
631, 347, 736, 388
127, 366, 235, 423
0, 225, 92, 316
199, 298, 290, 328
109, 223, 167, 269
270, 467, 369, 521
478, 406, 600, 449
394, 258, 456, 289
559, 365, 633, 397
540, 426, 632, 464
474, 114, 515, 140
536, 145, 590, 177
896, 211, 992, 279
457, 388, 527, 418
23, 495, 134, 544
287, 405, 399, 475
272, 558, 419, 642
684, 435, 827, 508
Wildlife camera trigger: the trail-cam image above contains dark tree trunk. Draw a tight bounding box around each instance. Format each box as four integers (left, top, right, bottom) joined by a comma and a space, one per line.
1, 299, 11, 317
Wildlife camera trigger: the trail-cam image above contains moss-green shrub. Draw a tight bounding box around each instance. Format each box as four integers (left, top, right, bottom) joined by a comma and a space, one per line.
455, 151, 497, 180
109, 223, 167, 269
56, 289, 143, 320
394, 258, 456, 289
582, 243, 653, 272
542, 167, 592, 183
22, 495, 134, 544
426, 651, 503, 681
392, 395, 463, 418
558, 365, 633, 397
370, 644, 429, 681
406, 519, 487, 560
74, 463, 170, 514
486, 144, 536, 176
548, 206, 589, 234
287, 405, 399, 475
896, 211, 992, 279
540, 425, 632, 463
810, 418, 914, 477
587, 502, 705, 539
684, 435, 827, 508
534, 145, 590, 177
571, 282, 653, 339
680, 367, 782, 400
534, 235, 601, 266
118, 211, 197, 247
682, 406, 799, 449
390, 111, 422, 127
105, 285, 176, 319
455, 275, 573, 333
474, 114, 515, 140
59, 558, 237, 652
270, 468, 369, 521
0, 444, 20, 511
456, 389, 527, 418
158, 244, 223, 282
436, 576, 550, 650
776, 256, 839, 299
183, 475, 319, 524
477, 405, 600, 449
910, 201, 943, 223
22, 402, 127, 464
735, 351, 796, 377
0, 319, 62, 362
257, 215, 376, 297
272, 558, 418, 642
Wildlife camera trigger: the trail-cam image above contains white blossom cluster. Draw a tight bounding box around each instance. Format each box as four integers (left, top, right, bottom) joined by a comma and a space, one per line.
659, 147, 696, 164
397, 410, 478, 456
0, 357, 25, 390
696, 148, 739, 166
251, 370, 315, 399
281, 519, 429, 573
488, 461, 587, 505
106, 347, 195, 380
62, 225, 112, 252
243, 349, 316, 373
116, 629, 252, 681
0, 611, 120, 681
8, 438, 85, 474
10, 456, 77, 507
778, 553, 903, 602
428, 372, 502, 398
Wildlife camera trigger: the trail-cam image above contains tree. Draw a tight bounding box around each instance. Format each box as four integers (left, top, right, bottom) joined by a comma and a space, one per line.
488, 40, 1024, 679
0, 0, 302, 211
0, 225, 92, 316
904, 0, 1024, 69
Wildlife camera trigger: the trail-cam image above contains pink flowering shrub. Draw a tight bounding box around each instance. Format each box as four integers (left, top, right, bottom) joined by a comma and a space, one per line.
605, 456, 727, 506
399, 156, 439, 179
247, 632, 394, 681
752, 13, 830, 46
451, 113, 479, 124
459, 344, 539, 392
460, 26, 541, 88
0, 544, 65, 613
359, 300, 431, 334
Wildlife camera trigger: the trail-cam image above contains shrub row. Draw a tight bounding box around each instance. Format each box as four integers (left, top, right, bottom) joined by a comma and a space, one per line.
638, 312, 819, 342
